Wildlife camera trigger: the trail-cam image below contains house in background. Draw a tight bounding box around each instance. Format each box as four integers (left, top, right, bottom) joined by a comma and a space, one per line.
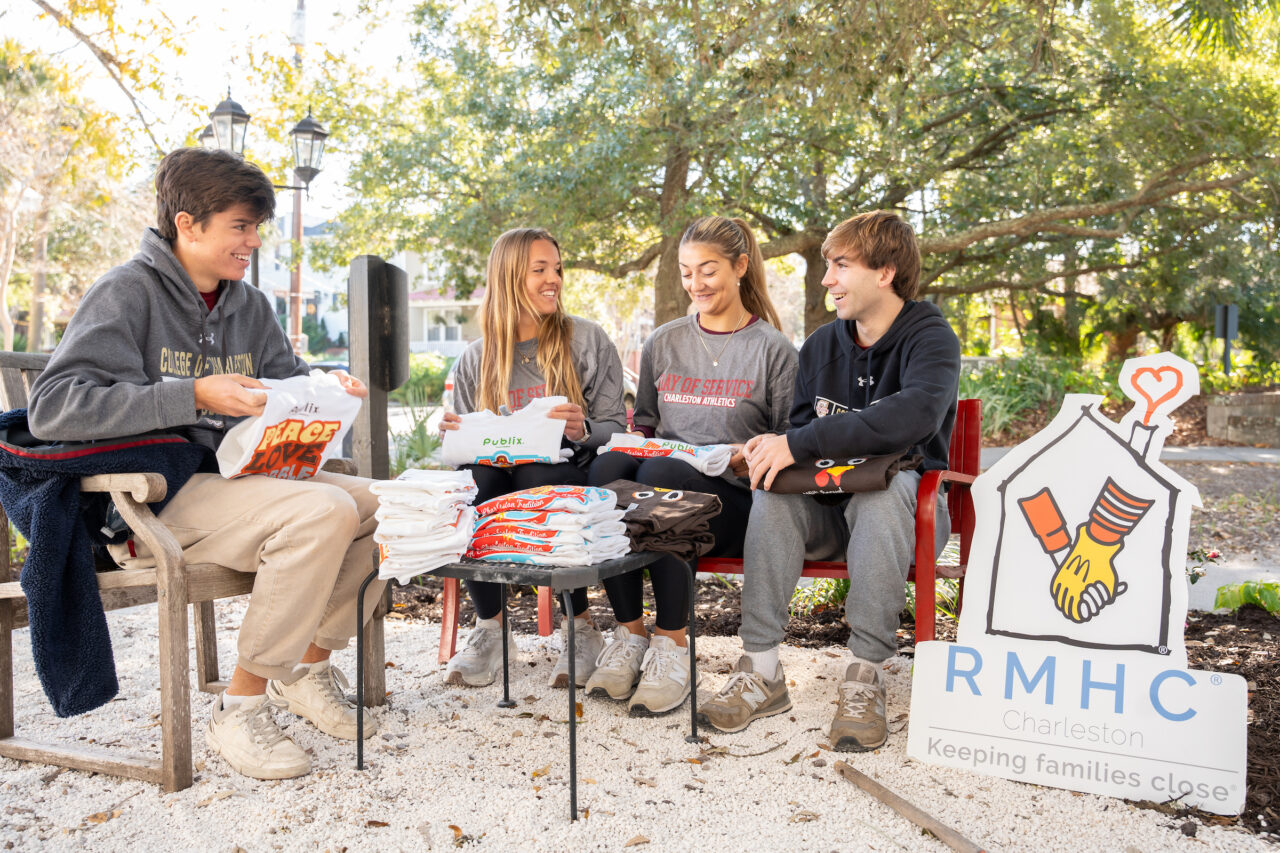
258, 212, 350, 354
393, 250, 483, 357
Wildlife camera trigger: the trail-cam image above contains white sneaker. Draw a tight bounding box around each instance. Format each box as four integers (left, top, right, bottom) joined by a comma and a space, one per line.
585, 626, 649, 700
266, 660, 376, 740
206, 694, 311, 780
445, 619, 517, 687
549, 616, 605, 688
628, 635, 691, 716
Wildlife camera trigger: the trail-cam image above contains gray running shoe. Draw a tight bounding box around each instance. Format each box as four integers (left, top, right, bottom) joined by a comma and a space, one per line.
830, 661, 887, 751
585, 626, 648, 700
549, 617, 605, 688
697, 655, 791, 733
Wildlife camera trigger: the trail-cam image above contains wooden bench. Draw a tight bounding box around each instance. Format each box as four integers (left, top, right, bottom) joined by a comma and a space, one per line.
437, 399, 981, 661
0, 351, 383, 791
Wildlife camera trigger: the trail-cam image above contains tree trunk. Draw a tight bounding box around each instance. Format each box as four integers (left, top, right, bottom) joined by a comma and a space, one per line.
28, 207, 49, 352
653, 145, 691, 328
1108, 323, 1141, 361
801, 243, 833, 337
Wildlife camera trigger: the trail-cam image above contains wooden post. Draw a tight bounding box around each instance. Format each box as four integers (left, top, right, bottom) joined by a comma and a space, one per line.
833, 761, 984, 853
348, 255, 409, 706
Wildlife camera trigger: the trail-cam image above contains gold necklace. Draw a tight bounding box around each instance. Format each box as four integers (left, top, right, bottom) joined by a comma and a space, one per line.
696, 310, 747, 367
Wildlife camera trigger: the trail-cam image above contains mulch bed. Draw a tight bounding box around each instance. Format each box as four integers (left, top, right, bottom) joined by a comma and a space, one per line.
392, 576, 1280, 840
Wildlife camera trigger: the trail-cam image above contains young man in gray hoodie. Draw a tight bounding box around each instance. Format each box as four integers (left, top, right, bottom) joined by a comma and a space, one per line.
27, 147, 384, 780
697, 211, 960, 751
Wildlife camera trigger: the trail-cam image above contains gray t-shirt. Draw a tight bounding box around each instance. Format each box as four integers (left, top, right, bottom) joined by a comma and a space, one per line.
633, 315, 798, 448
453, 315, 627, 456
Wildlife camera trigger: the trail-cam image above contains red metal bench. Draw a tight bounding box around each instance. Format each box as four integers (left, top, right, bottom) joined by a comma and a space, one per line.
438, 399, 981, 661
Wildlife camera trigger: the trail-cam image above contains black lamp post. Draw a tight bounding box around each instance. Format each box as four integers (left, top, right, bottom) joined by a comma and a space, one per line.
199, 98, 327, 356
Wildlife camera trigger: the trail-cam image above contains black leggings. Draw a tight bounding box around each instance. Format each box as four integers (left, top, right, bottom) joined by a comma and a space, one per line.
463, 463, 590, 620
587, 452, 748, 631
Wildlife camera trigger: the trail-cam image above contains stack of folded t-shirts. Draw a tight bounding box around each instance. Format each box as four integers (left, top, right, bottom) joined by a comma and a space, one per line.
369, 469, 478, 583
602, 478, 723, 562
466, 485, 630, 565
597, 433, 733, 477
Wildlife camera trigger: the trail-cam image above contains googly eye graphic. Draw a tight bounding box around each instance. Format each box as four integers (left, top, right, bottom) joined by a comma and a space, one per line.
846, 458, 866, 466
816, 459, 835, 468
662, 490, 684, 501
633, 490, 655, 499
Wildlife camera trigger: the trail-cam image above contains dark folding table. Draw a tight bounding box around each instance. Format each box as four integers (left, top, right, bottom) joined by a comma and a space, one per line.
354, 552, 701, 821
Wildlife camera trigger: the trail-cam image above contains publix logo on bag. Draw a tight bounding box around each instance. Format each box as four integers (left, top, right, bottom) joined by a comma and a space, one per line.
482, 437, 525, 447
907, 353, 1248, 816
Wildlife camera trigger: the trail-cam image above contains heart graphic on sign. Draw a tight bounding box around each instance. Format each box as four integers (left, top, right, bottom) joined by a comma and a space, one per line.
1130, 366, 1183, 424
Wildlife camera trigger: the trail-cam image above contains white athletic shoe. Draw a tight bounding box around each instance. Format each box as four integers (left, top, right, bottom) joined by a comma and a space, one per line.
266, 660, 376, 740
585, 626, 649, 700
206, 694, 310, 780
628, 635, 691, 716
445, 619, 517, 687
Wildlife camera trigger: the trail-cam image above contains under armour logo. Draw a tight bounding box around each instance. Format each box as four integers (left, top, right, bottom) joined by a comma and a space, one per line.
199, 331, 216, 346
857, 376, 875, 387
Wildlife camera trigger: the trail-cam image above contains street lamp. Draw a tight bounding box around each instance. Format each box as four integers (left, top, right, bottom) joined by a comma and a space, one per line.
199, 98, 327, 356
208, 91, 250, 155
284, 111, 328, 354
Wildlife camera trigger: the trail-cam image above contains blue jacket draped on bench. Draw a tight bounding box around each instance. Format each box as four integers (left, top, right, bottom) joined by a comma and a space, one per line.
0, 409, 212, 717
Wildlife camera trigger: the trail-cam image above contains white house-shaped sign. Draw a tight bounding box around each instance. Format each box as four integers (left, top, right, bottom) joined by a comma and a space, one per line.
908, 353, 1248, 815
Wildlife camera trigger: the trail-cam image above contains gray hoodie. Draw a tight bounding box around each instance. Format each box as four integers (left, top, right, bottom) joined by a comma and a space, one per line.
28, 228, 308, 450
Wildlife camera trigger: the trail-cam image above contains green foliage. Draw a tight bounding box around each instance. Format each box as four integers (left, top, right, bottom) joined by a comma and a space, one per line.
904, 579, 963, 623
390, 352, 453, 405
1213, 581, 1280, 614
302, 315, 336, 356
389, 387, 443, 477
789, 578, 850, 617
958, 356, 1118, 439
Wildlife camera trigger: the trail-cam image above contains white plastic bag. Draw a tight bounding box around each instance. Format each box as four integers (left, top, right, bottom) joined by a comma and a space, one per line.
440, 395, 569, 469
216, 371, 362, 480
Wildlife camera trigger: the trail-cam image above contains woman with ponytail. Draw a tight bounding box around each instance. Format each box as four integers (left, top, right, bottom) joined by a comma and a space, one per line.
585, 216, 798, 716
441, 227, 626, 689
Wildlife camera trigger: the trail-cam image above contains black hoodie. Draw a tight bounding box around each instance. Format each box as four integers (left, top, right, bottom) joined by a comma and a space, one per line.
785, 300, 960, 471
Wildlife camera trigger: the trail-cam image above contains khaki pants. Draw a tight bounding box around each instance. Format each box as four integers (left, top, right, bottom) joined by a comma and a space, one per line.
109, 471, 386, 683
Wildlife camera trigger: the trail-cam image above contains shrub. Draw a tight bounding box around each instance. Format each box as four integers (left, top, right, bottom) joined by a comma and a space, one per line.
391, 352, 453, 405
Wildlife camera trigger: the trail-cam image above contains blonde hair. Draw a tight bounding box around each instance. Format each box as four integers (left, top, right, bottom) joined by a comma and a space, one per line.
679, 216, 782, 330
476, 227, 586, 413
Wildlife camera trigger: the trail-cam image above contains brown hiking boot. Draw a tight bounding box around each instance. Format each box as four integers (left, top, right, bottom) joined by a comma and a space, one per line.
697, 655, 792, 733
830, 661, 887, 751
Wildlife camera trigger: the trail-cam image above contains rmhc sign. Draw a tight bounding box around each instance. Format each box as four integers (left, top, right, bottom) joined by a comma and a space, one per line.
908, 353, 1248, 815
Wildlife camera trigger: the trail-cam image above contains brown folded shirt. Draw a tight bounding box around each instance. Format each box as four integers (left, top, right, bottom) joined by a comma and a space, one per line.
602, 478, 723, 561
766, 452, 921, 496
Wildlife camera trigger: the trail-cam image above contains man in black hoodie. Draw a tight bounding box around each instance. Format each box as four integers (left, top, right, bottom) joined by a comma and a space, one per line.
698, 211, 960, 749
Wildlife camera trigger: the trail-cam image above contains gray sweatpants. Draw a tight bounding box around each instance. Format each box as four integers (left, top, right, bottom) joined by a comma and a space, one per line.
739, 471, 949, 662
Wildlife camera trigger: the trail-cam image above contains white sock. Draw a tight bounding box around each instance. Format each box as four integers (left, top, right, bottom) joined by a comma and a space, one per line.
221, 692, 262, 710
746, 648, 780, 680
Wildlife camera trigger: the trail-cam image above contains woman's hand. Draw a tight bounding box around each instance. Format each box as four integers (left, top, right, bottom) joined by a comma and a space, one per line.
439, 411, 462, 435
548, 402, 588, 442
727, 443, 749, 478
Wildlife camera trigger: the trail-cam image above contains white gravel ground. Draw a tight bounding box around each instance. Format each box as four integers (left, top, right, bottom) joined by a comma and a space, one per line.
0, 599, 1269, 852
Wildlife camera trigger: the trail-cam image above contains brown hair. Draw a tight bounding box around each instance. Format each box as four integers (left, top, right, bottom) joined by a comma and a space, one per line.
679, 216, 782, 329
154, 148, 276, 241
822, 211, 921, 300
476, 228, 585, 413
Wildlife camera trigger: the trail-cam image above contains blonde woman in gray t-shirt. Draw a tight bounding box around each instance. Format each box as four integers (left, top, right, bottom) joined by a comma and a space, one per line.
439, 227, 627, 690
585, 216, 798, 716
